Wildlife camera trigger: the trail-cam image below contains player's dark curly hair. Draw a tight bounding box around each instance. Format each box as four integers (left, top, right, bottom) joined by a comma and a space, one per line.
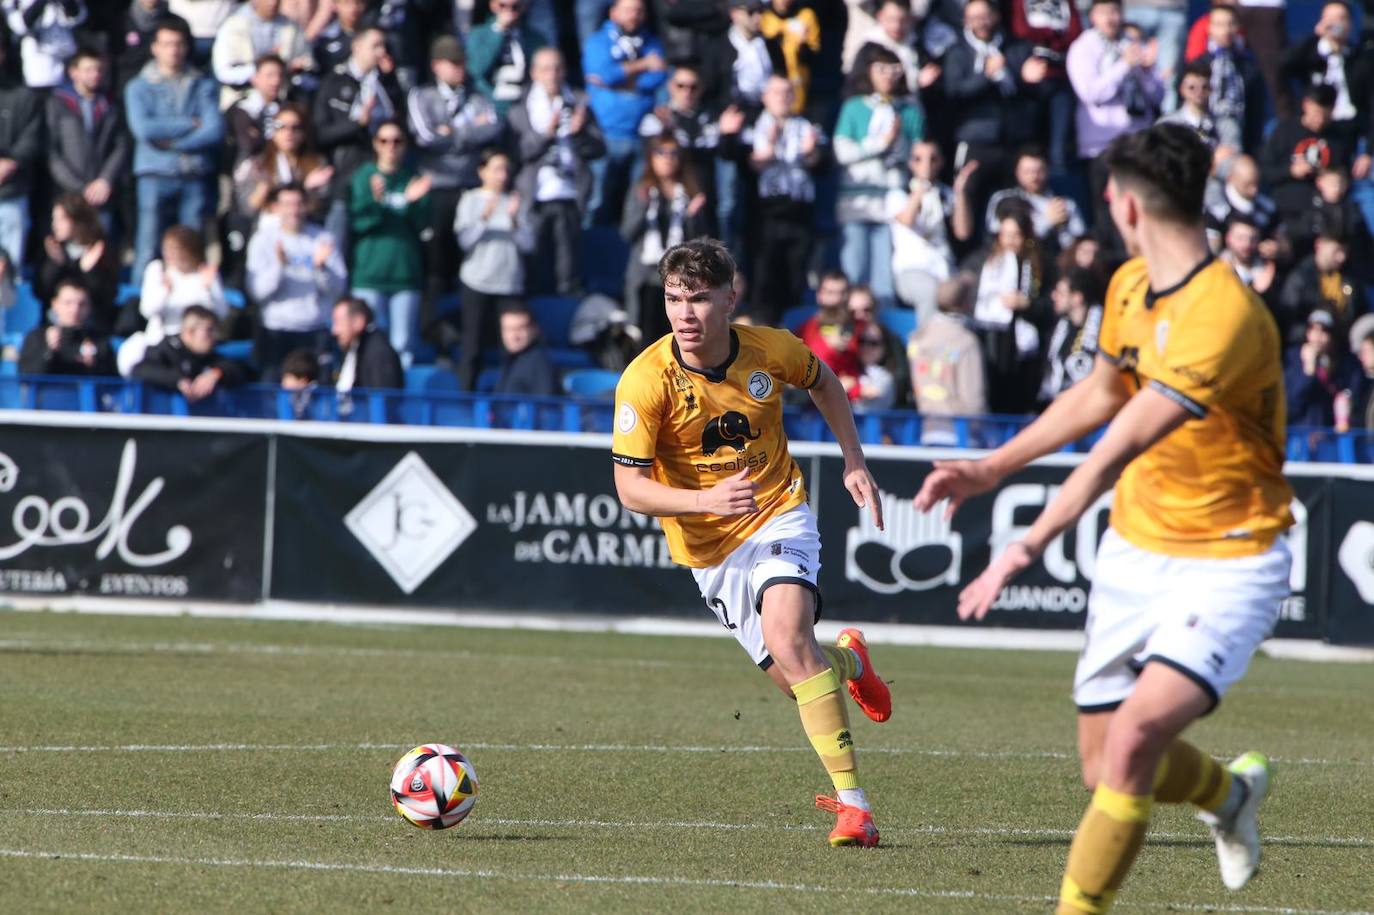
658, 239, 736, 292
1103, 123, 1212, 225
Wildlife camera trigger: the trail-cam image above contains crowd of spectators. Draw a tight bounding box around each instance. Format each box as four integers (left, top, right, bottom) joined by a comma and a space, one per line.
1, 0, 1374, 432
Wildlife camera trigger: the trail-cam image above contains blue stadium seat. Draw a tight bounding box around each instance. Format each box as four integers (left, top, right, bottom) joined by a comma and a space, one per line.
475, 367, 501, 392
224, 288, 247, 310
878, 308, 917, 341
561, 368, 620, 398
781, 305, 816, 332
115, 283, 141, 306
404, 364, 460, 393
528, 296, 578, 348
216, 340, 255, 363
4, 282, 42, 339
548, 346, 595, 369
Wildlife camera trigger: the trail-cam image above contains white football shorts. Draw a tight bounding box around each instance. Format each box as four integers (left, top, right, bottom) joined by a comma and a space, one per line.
1073, 528, 1291, 714
690, 505, 823, 669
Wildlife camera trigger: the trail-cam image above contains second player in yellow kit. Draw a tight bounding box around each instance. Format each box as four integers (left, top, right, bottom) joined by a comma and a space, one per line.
915, 125, 1295, 913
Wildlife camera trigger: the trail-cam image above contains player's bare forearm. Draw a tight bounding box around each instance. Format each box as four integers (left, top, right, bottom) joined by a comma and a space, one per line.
808, 364, 866, 467
1020, 386, 1191, 556
808, 365, 885, 529
613, 463, 706, 517
614, 462, 760, 518
984, 357, 1130, 480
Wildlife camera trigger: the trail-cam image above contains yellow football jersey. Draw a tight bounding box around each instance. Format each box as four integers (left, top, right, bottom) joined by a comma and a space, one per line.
612, 325, 822, 568
1097, 256, 1294, 558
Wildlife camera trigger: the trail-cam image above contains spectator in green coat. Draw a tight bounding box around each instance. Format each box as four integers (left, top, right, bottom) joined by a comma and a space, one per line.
465, 0, 549, 117
348, 119, 430, 367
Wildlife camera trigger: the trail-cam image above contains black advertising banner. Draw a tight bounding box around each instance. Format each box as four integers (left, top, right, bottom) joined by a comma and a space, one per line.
270, 436, 707, 612
0, 423, 268, 601
812, 455, 1328, 640
269, 434, 1348, 642
6, 416, 1367, 643
1323, 477, 1374, 646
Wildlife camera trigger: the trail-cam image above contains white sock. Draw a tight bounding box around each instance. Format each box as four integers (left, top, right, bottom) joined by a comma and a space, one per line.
837, 787, 869, 811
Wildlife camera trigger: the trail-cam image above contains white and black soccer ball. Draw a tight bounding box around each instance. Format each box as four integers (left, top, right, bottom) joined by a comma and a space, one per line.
389, 743, 478, 829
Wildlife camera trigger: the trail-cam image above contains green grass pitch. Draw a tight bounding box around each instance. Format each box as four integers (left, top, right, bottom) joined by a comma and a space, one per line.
1, 610, 1370, 914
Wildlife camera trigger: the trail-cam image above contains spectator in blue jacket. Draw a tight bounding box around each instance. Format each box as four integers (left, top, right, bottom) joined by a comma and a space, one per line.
581, 0, 668, 225
1285, 309, 1360, 428
125, 15, 224, 282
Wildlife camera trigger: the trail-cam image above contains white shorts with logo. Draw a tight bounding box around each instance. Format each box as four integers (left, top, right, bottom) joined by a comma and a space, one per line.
1073, 528, 1291, 714
690, 506, 823, 669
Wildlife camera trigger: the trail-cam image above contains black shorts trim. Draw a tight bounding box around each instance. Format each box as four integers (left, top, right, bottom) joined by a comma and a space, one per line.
1142, 654, 1220, 715
611, 453, 654, 467
754, 576, 823, 623
1075, 700, 1124, 714
1147, 379, 1208, 419
758, 655, 774, 671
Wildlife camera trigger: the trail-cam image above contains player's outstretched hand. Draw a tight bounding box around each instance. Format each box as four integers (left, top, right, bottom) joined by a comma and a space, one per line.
844, 462, 884, 531
913, 459, 999, 520
699, 467, 759, 516
957, 542, 1034, 621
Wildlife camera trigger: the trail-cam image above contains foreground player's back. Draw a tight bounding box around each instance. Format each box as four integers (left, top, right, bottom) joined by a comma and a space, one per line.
1099, 256, 1293, 557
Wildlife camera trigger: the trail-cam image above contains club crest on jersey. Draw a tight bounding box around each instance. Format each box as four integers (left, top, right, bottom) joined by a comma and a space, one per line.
617, 402, 638, 434
747, 371, 774, 401
1155, 320, 1169, 355
701, 411, 761, 456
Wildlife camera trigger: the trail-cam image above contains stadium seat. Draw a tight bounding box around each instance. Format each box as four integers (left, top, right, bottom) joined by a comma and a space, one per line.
877, 308, 916, 341
781, 305, 816, 332
475, 367, 501, 392
404, 364, 460, 393
216, 340, 255, 363
115, 283, 141, 306
528, 296, 578, 348
548, 346, 595, 369
561, 368, 620, 398
224, 288, 247, 310
3, 282, 42, 339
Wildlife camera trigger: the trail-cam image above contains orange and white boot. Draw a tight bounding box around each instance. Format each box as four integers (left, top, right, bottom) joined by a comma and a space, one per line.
815, 794, 880, 848
836, 628, 892, 723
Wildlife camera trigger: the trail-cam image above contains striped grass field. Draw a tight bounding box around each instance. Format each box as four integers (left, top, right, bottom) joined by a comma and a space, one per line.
0, 610, 1370, 914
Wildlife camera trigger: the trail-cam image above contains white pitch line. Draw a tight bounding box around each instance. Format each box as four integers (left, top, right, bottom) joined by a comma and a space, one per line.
0, 740, 1367, 768
6, 807, 1373, 850
0, 847, 1367, 915
0, 638, 714, 671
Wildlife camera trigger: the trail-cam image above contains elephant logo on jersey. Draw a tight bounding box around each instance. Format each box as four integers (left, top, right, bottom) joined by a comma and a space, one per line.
700, 411, 761, 456
845, 490, 962, 594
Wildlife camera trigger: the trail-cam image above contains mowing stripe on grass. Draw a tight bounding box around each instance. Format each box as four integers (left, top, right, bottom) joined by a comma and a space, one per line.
0, 847, 1367, 914
0, 740, 1366, 767
6, 807, 1373, 849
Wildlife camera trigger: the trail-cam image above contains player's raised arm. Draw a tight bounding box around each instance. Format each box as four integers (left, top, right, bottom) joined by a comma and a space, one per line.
956, 384, 1192, 620
807, 361, 884, 531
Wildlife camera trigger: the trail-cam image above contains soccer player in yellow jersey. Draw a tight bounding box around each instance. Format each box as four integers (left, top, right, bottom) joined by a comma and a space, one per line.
915, 123, 1294, 912
612, 239, 892, 847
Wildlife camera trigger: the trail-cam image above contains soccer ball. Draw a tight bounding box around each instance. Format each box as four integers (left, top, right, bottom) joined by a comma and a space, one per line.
389, 743, 478, 829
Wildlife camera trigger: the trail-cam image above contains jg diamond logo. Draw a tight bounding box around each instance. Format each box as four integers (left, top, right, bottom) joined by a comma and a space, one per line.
345, 453, 475, 594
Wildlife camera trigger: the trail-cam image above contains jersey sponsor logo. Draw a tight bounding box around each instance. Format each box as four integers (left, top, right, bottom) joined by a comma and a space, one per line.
700, 411, 761, 456
747, 371, 774, 401
617, 402, 638, 434
694, 450, 769, 473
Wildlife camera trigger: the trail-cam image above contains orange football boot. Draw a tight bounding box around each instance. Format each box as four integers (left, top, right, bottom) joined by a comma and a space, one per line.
836, 628, 891, 722
815, 794, 879, 847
